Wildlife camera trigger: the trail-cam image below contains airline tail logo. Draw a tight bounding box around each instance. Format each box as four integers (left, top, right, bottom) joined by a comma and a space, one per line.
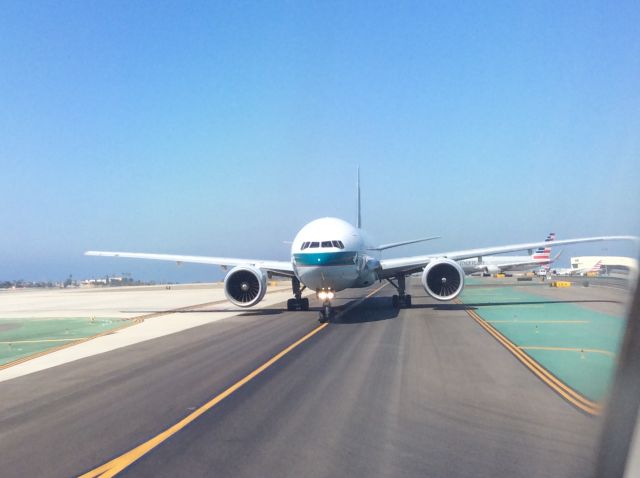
533, 232, 555, 263
589, 260, 603, 272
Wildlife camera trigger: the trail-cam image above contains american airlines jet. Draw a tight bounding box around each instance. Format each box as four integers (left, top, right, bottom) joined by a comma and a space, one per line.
562, 259, 604, 276
458, 233, 558, 275
86, 174, 636, 320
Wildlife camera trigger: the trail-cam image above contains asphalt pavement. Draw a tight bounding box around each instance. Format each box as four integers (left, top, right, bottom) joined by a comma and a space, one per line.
0, 279, 601, 477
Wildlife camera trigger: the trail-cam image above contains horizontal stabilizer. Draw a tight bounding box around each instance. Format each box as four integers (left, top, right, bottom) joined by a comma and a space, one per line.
368, 236, 440, 252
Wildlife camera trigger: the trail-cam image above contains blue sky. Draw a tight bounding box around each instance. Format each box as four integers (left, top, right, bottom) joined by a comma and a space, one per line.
1, 1, 639, 282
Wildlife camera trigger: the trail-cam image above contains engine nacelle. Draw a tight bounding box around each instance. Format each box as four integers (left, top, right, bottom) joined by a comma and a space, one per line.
224, 266, 268, 307
483, 265, 501, 274
422, 258, 465, 301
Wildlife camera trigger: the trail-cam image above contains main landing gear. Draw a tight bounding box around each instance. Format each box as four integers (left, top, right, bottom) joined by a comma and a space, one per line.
386, 275, 412, 308
287, 277, 310, 311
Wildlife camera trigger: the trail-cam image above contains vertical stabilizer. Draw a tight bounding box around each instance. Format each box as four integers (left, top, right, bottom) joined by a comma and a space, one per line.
590, 260, 603, 273
532, 232, 555, 262
357, 167, 362, 229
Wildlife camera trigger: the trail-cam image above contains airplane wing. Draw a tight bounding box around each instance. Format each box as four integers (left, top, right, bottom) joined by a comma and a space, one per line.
367, 236, 440, 252
84, 251, 295, 277
378, 235, 638, 278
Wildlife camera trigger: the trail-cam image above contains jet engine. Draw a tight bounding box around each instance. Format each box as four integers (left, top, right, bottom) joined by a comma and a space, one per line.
483, 265, 501, 275
224, 266, 268, 307
421, 258, 465, 301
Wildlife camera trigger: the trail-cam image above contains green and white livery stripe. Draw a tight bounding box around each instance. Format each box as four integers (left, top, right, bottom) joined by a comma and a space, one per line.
294, 252, 357, 266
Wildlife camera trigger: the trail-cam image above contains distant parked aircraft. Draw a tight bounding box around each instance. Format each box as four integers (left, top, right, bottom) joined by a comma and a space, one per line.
458, 233, 557, 275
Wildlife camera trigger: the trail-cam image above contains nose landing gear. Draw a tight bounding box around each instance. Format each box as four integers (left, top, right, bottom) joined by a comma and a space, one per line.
319, 301, 334, 322
317, 289, 335, 322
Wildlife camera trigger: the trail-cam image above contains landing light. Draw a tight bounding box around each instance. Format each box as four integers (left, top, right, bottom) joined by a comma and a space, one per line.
318, 290, 334, 301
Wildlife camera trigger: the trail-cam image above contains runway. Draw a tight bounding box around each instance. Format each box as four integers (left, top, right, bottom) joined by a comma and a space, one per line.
0, 279, 602, 477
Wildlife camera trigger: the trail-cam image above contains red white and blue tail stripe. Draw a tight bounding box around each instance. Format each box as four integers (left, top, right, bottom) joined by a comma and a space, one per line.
589, 260, 603, 273
532, 232, 555, 263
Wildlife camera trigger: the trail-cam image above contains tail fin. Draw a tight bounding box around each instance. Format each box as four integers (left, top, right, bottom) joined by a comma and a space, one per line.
532, 232, 555, 263
357, 167, 362, 229
550, 249, 563, 264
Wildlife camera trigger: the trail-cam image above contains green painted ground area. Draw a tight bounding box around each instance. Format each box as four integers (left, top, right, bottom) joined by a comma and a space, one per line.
460, 286, 626, 402
0, 318, 127, 365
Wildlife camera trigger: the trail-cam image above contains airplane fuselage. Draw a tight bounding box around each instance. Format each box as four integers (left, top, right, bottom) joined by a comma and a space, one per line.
291, 217, 379, 292
458, 255, 549, 274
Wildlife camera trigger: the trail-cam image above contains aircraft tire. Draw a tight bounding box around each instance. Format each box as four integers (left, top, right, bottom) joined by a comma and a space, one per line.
405, 294, 412, 307
287, 299, 296, 311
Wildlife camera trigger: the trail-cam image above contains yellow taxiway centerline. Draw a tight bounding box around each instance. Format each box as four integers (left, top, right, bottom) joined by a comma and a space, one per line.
80, 283, 387, 478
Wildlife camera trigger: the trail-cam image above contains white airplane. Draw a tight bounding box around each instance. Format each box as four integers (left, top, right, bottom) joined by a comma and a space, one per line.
85, 173, 636, 320
555, 260, 604, 276
458, 233, 558, 275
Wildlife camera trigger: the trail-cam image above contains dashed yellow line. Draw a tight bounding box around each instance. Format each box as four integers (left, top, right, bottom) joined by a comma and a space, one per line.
480, 304, 545, 308
80, 284, 387, 478
519, 345, 615, 358
456, 299, 601, 415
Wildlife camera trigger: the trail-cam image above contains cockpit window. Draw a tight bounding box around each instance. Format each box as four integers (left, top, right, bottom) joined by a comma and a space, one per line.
303, 240, 344, 249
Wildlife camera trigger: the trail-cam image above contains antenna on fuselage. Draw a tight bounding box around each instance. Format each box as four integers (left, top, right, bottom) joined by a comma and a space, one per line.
357, 166, 362, 229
